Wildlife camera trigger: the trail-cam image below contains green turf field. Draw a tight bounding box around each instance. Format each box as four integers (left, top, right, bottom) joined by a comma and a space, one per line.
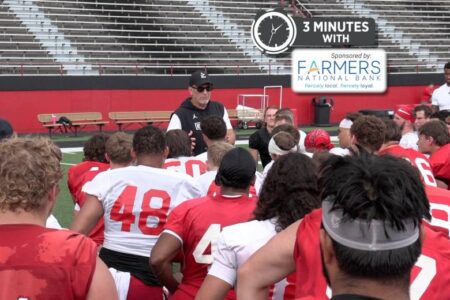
54, 152, 84, 227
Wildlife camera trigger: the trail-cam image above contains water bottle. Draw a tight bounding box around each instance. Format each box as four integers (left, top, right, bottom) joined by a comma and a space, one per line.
51, 114, 57, 125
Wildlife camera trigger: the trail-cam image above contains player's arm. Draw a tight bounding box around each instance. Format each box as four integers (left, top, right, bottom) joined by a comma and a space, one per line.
196, 275, 232, 300
70, 194, 104, 235
87, 257, 118, 300
197, 233, 235, 300
150, 232, 183, 294
249, 148, 259, 163
226, 129, 236, 145
237, 220, 300, 299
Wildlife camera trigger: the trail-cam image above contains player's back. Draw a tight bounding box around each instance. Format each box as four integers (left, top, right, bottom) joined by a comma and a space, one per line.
164, 156, 207, 177
410, 225, 450, 299
67, 161, 109, 202
211, 219, 295, 300
164, 194, 257, 299
0, 224, 97, 300
83, 165, 200, 257
425, 185, 450, 238
379, 145, 437, 187
197, 170, 258, 198
293, 209, 450, 300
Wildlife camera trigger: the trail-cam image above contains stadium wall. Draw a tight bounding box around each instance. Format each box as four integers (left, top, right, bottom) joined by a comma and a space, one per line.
0, 74, 443, 133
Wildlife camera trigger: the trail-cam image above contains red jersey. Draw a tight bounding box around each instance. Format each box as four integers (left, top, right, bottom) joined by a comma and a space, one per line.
429, 144, 450, 188
164, 194, 257, 300
67, 161, 109, 245
0, 224, 97, 300
379, 144, 437, 187
293, 209, 450, 300
426, 185, 450, 237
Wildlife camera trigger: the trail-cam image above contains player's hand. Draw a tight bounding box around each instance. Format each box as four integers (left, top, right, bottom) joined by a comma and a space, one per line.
188, 131, 196, 151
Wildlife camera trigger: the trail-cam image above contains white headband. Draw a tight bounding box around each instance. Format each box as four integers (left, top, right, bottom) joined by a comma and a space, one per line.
339, 118, 353, 129
322, 198, 419, 251
268, 134, 298, 156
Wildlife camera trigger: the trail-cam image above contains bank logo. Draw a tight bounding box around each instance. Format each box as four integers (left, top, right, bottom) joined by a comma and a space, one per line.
291, 49, 386, 93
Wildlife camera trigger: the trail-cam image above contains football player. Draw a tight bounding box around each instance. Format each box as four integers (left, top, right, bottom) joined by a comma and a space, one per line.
71, 126, 200, 300
164, 129, 206, 177
237, 153, 450, 300
197, 153, 320, 300
150, 148, 257, 299
0, 137, 117, 299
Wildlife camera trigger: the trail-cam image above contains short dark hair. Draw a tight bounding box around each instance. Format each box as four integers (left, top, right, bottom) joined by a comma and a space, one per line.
320, 154, 430, 283
382, 118, 402, 142
166, 129, 192, 158
413, 105, 432, 118
133, 126, 166, 156
83, 133, 109, 163
345, 112, 362, 122
350, 115, 386, 152
418, 120, 450, 146
430, 110, 450, 122
271, 124, 300, 144
444, 62, 450, 69
201, 115, 227, 141
254, 153, 320, 232
215, 148, 255, 189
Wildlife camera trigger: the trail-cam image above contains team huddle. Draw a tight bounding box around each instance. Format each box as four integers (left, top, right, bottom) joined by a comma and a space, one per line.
0, 70, 450, 300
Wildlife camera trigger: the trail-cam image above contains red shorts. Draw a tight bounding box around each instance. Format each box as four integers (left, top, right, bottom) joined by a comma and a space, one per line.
127, 275, 164, 300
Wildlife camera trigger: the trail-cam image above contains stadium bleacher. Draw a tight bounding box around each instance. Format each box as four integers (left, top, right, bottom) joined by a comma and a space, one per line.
1, 0, 448, 75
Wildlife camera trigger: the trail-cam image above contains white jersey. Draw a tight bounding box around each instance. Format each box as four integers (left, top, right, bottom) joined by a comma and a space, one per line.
46, 214, 62, 229
400, 131, 419, 150
431, 83, 450, 111
209, 219, 293, 299
164, 156, 207, 178
83, 165, 201, 257
195, 151, 208, 163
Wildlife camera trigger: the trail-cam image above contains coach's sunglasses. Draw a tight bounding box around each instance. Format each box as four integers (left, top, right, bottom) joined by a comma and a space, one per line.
194, 85, 213, 93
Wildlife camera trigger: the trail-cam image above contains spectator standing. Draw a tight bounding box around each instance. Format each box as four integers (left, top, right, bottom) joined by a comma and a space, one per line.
431, 62, 450, 112
248, 106, 278, 168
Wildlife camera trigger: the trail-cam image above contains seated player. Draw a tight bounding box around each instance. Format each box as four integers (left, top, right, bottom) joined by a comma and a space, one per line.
0, 118, 61, 228
164, 129, 206, 177
150, 148, 258, 299
0, 137, 117, 299
196, 141, 234, 196
71, 126, 200, 300
274, 108, 307, 153
349, 115, 386, 154
237, 153, 450, 300
68, 133, 110, 205
378, 118, 437, 187
195, 115, 228, 162
76, 132, 133, 246
418, 120, 450, 189
329, 112, 361, 156
304, 129, 334, 154
197, 153, 321, 300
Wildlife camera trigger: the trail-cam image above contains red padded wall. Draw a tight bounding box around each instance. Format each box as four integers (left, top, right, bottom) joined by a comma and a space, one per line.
0, 85, 426, 133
